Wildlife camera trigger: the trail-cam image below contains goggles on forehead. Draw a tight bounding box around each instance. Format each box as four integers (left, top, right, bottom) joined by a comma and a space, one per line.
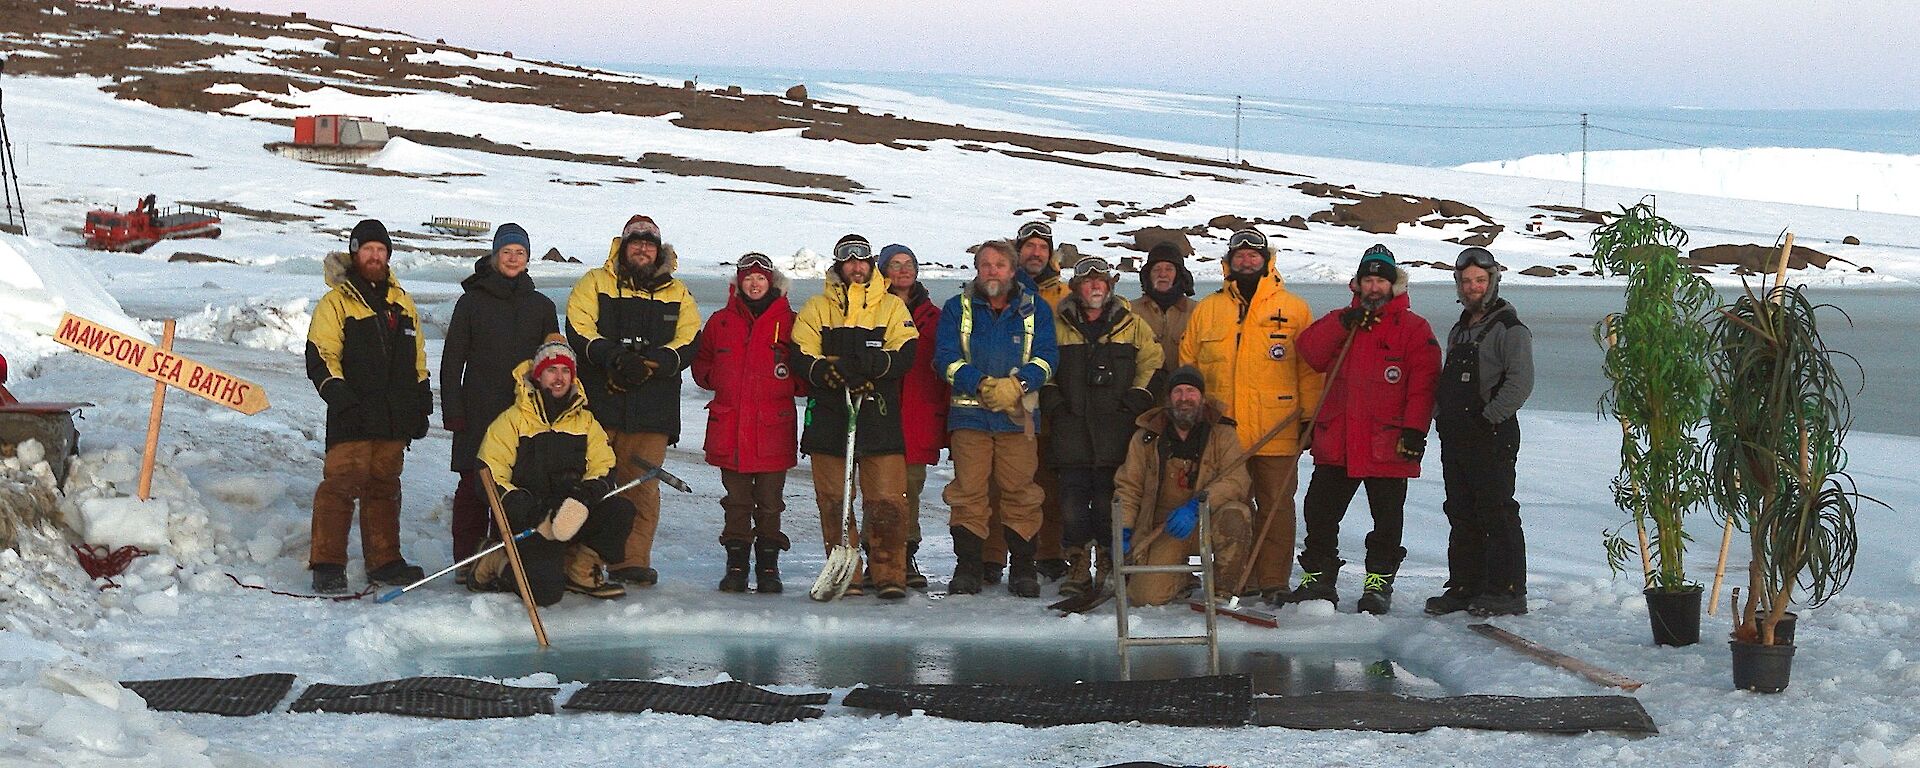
737, 252, 775, 270
833, 240, 873, 263
1073, 256, 1117, 279
1226, 229, 1268, 252
1017, 221, 1052, 242
1455, 247, 1498, 270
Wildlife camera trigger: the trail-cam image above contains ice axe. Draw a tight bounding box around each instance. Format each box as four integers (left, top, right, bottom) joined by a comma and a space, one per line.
375, 472, 655, 603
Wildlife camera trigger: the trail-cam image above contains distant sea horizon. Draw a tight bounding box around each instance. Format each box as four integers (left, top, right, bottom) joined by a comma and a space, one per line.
578, 60, 1920, 168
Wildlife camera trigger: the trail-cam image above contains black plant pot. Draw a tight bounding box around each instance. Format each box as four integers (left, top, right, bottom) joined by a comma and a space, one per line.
1730, 639, 1796, 693
1755, 611, 1799, 646
1645, 585, 1703, 647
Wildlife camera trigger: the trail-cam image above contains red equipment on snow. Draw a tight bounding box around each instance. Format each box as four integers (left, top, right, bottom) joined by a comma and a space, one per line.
82, 194, 221, 253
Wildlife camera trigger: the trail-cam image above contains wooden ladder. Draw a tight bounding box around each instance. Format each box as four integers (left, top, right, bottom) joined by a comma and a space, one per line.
1111, 502, 1221, 680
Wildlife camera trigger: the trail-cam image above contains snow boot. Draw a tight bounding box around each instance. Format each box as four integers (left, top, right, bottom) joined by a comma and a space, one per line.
367, 559, 425, 586
1468, 591, 1528, 617
1035, 558, 1070, 582
1281, 570, 1338, 605
1424, 588, 1475, 616
1058, 544, 1093, 598
312, 563, 348, 595
754, 541, 784, 594
1005, 530, 1040, 598
565, 546, 625, 600
719, 541, 751, 593
905, 540, 928, 590
948, 526, 985, 595
468, 546, 508, 593
609, 566, 658, 586
1357, 572, 1395, 615
875, 583, 909, 601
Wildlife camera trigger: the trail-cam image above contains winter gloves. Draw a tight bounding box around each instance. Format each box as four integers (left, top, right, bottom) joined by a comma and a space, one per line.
411, 380, 432, 440
1165, 497, 1201, 540
1396, 428, 1427, 461
977, 376, 1025, 415
1340, 305, 1382, 331
539, 497, 589, 542
319, 379, 359, 411
611, 348, 653, 388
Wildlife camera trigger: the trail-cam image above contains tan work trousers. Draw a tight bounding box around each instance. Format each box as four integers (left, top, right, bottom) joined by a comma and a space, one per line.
309, 439, 406, 571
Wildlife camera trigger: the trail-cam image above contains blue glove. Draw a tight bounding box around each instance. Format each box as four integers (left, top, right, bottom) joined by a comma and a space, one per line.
1166, 498, 1201, 540
1121, 528, 1133, 555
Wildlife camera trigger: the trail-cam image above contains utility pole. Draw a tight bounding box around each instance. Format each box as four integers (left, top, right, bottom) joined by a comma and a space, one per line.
1, 57, 28, 237
1579, 112, 1589, 210
1233, 95, 1242, 164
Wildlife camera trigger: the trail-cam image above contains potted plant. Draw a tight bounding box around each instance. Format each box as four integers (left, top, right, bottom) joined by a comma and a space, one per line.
1591, 199, 1716, 646
1706, 261, 1877, 692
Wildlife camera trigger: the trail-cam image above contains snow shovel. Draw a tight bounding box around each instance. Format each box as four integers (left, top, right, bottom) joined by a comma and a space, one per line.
811, 390, 868, 602
376, 471, 656, 603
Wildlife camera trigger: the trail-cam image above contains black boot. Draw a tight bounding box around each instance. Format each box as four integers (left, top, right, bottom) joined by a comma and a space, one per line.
1424, 587, 1475, 616
982, 562, 1004, 585
367, 559, 425, 586
1357, 572, 1395, 615
754, 541, 783, 594
948, 526, 985, 595
1281, 569, 1339, 605
1005, 530, 1040, 598
312, 563, 347, 594
905, 540, 928, 590
719, 541, 751, 593
1035, 558, 1070, 582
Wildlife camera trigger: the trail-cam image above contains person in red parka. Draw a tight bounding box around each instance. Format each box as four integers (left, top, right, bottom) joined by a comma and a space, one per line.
880, 243, 946, 589
692, 253, 801, 594
1286, 244, 1440, 615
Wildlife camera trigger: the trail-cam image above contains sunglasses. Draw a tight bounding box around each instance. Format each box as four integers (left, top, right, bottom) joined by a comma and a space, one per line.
1226, 230, 1268, 252
1017, 221, 1052, 242
833, 241, 873, 262
1455, 247, 1498, 270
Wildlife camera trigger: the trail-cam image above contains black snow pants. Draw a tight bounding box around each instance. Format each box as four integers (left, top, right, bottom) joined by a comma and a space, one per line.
1298, 463, 1408, 576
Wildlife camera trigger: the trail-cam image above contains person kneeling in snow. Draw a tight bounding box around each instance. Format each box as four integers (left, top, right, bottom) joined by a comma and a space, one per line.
1110, 367, 1254, 606
471, 336, 635, 605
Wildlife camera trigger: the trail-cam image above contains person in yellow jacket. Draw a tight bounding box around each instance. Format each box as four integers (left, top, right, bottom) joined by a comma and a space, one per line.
791, 234, 920, 599
565, 214, 699, 586
1179, 228, 1323, 603
304, 219, 431, 594
471, 337, 635, 604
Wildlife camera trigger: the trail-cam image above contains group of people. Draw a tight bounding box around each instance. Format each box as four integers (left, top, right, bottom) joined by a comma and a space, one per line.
302, 215, 1534, 617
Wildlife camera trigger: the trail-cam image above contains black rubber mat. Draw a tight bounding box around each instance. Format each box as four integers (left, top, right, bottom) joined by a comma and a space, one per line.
290, 676, 556, 719
121, 673, 296, 716
841, 675, 1252, 727
1252, 692, 1658, 734
564, 679, 827, 723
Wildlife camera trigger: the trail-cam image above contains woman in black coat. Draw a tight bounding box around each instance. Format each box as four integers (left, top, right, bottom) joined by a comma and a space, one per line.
441, 223, 560, 563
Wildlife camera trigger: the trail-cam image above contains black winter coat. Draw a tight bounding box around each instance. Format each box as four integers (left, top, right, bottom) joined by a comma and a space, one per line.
440, 261, 560, 471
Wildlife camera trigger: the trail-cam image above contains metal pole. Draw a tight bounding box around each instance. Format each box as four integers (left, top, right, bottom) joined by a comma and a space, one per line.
1233, 95, 1242, 164
1579, 113, 1589, 209
0, 55, 27, 235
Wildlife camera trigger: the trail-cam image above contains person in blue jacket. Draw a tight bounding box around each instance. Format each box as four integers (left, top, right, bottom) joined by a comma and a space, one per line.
935, 239, 1059, 597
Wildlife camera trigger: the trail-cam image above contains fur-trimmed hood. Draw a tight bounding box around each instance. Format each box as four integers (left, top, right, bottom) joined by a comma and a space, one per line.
730, 259, 793, 297
603, 238, 681, 287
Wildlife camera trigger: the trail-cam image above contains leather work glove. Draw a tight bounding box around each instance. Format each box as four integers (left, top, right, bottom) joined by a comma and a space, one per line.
1120, 386, 1155, 414
1165, 497, 1201, 540
1396, 428, 1428, 461
811, 357, 845, 390
612, 348, 653, 388
539, 497, 589, 542
831, 356, 870, 392
978, 377, 1021, 414
1340, 306, 1381, 331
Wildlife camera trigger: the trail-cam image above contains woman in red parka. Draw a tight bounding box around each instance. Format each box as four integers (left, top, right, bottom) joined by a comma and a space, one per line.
881, 243, 947, 589
692, 253, 800, 594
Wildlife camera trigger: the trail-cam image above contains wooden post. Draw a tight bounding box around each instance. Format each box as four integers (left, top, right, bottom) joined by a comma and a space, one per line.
478, 467, 549, 648
1711, 233, 1795, 615
136, 319, 174, 501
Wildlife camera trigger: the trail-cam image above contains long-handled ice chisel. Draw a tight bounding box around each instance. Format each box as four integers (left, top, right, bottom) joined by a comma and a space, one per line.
376, 471, 655, 603
811, 390, 867, 602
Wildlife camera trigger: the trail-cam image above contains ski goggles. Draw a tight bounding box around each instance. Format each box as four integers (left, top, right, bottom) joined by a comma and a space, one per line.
736, 252, 775, 271
833, 239, 873, 263
1226, 229, 1268, 252
1016, 221, 1053, 243
1072, 256, 1118, 281
1455, 247, 1498, 270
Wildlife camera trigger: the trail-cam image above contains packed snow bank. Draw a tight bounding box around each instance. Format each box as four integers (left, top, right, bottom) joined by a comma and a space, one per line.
0, 233, 149, 372
1457, 147, 1920, 218
173, 298, 313, 355
366, 136, 484, 175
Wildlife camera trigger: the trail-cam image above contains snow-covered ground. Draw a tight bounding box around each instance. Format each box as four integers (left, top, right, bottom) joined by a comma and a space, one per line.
1459, 147, 1920, 219
3, 15, 1919, 768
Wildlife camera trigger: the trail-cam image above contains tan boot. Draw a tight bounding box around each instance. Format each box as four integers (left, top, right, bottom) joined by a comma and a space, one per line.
1058, 544, 1093, 597
565, 545, 626, 600
467, 544, 508, 593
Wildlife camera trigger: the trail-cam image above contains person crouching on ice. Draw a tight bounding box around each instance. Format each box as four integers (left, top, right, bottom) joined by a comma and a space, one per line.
1110, 367, 1254, 606
470, 335, 635, 605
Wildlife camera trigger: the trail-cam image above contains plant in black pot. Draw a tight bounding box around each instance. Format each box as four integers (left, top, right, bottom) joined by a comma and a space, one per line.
1590, 199, 1715, 647
1705, 243, 1879, 693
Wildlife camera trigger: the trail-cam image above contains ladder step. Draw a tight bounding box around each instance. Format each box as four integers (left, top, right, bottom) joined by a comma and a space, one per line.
1118, 564, 1202, 575
1118, 636, 1213, 647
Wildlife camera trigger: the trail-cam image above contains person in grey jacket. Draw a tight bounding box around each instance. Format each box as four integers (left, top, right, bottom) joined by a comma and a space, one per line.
1425, 246, 1534, 617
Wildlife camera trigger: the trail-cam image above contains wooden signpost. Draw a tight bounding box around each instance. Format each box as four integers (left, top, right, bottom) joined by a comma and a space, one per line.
51, 312, 270, 500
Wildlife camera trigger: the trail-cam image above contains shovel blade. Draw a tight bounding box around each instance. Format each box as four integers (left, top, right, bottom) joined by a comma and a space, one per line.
810, 544, 860, 602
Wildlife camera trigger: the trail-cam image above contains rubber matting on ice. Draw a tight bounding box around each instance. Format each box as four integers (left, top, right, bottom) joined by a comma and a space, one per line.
290, 676, 557, 719
563, 680, 829, 723
840, 674, 1253, 727
121, 673, 296, 716
1252, 691, 1658, 734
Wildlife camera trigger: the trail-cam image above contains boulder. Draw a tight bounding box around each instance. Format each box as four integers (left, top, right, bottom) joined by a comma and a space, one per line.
785, 84, 808, 101
1843, 235, 1861, 245
1519, 265, 1558, 277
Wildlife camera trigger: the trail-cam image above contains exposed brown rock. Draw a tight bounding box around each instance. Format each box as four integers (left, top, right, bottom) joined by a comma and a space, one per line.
1686, 243, 1852, 271
1843, 235, 1861, 245
1519, 266, 1558, 277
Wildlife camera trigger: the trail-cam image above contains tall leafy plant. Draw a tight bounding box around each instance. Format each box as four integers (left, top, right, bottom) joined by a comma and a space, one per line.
1591, 199, 1715, 592
1707, 281, 1875, 645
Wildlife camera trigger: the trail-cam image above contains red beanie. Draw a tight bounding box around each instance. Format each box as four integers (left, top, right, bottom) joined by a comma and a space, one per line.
529, 334, 576, 380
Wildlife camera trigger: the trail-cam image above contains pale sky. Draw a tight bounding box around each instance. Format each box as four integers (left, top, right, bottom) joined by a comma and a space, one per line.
152, 1, 1919, 109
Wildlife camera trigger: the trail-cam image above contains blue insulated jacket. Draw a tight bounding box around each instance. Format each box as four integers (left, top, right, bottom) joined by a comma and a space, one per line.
935, 281, 1058, 433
